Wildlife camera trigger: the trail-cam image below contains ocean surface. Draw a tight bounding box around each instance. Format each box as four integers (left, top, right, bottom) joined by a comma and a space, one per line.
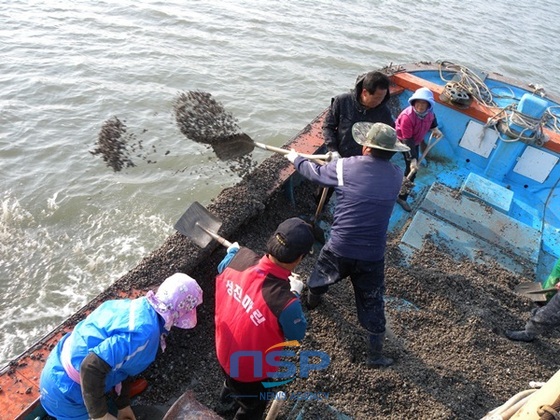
1, 0, 559, 367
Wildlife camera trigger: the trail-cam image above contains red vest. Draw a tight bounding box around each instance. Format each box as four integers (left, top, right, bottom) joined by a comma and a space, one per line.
215, 250, 296, 382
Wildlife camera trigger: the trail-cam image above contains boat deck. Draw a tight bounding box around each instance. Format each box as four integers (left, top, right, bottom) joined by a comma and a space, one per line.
386, 62, 560, 282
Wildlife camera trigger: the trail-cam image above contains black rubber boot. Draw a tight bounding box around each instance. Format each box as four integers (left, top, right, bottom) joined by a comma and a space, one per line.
505, 330, 536, 342
397, 198, 412, 212
216, 381, 237, 413
306, 292, 322, 310
366, 333, 394, 368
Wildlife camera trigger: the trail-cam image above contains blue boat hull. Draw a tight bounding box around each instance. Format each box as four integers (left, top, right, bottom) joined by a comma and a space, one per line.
384, 61, 560, 283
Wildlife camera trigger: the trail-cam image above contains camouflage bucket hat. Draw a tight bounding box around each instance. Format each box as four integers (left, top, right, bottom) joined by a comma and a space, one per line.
352, 122, 410, 152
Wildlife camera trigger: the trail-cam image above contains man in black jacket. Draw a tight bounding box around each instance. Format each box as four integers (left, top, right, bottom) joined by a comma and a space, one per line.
323, 71, 394, 158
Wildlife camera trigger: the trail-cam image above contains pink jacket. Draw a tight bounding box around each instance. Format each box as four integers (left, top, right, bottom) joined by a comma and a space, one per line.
395, 106, 436, 146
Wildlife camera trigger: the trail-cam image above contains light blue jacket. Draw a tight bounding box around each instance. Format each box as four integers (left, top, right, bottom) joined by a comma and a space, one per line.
40, 297, 164, 420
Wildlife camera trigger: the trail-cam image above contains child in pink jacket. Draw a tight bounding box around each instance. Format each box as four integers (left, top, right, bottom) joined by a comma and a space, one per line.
395, 87, 442, 212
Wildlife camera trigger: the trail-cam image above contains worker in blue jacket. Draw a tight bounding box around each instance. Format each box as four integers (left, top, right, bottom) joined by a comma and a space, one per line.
286, 122, 409, 368
39, 273, 203, 420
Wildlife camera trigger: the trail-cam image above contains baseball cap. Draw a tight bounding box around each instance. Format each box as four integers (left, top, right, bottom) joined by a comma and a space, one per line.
266, 218, 315, 263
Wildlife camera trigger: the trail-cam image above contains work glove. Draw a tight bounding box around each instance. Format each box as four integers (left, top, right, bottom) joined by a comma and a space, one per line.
286, 149, 299, 163
431, 127, 443, 139
410, 158, 418, 173
330, 151, 341, 161
117, 406, 136, 420
227, 241, 240, 253
289, 273, 305, 296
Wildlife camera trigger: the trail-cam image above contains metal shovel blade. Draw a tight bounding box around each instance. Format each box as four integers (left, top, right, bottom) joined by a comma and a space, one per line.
514, 282, 556, 302
162, 390, 223, 420
211, 132, 255, 160
174, 201, 223, 248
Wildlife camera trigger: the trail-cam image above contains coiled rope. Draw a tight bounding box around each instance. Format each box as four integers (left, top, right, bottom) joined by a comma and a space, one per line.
546, 106, 560, 132
486, 104, 547, 145
437, 60, 496, 107
436, 61, 558, 143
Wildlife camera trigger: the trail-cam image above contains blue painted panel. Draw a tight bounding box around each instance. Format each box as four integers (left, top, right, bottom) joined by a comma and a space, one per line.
418, 184, 540, 263
391, 74, 559, 274
484, 140, 525, 182
461, 172, 514, 213
400, 210, 536, 275
543, 223, 560, 257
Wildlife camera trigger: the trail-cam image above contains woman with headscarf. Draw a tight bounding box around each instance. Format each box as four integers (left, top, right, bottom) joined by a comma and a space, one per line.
395, 87, 443, 212
39, 273, 203, 420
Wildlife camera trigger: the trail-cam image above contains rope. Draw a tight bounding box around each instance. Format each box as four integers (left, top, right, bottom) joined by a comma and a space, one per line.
546, 106, 560, 132
539, 404, 560, 420
435, 61, 560, 138
437, 60, 496, 106
485, 103, 547, 145
482, 389, 537, 419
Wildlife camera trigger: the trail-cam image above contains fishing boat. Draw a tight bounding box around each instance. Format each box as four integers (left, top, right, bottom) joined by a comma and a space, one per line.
2, 60, 560, 420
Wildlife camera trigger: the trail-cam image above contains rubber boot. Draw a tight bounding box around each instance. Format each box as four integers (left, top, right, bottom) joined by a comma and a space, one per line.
129, 378, 149, 397
306, 292, 322, 310
216, 381, 237, 413
505, 329, 536, 342
396, 198, 412, 212
366, 333, 394, 368
219, 381, 232, 403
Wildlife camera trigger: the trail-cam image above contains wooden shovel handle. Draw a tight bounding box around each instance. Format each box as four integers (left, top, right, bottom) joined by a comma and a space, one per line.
196, 223, 233, 248
314, 187, 329, 221
253, 142, 330, 162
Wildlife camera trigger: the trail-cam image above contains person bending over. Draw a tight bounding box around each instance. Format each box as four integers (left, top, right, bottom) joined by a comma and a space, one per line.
40, 273, 203, 420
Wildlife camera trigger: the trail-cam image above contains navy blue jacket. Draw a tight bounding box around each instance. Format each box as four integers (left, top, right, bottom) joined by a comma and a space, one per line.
293, 155, 402, 261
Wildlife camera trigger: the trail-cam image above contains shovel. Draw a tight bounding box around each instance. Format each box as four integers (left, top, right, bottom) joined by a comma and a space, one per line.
309, 187, 328, 244
174, 201, 232, 248
399, 164, 418, 197
514, 282, 557, 302
211, 133, 331, 163
162, 389, 224, 419
174, 90, 330, 162
399, 131, 445, 197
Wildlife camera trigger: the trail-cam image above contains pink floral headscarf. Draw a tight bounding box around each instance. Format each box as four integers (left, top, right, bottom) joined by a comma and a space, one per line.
146, 273, 203, 331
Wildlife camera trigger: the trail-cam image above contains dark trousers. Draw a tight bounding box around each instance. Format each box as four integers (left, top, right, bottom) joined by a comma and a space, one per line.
399, 146, 419, 200
221, 371, 269, 420
307, 242, 386, 334
526, 291, 560, 335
